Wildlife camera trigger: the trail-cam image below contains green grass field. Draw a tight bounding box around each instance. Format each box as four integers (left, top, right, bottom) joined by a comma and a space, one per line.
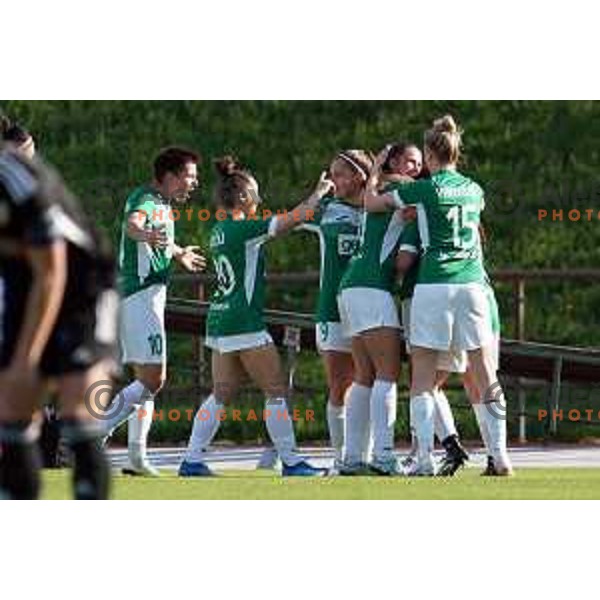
41, 468, 600, 500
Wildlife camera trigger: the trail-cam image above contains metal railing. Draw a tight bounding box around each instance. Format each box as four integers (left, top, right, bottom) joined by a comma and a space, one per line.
166, 294, 600, 442
172, 268, 600, 342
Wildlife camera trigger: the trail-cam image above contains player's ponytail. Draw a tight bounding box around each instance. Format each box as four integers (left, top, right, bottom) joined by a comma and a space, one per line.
214, 155, 242, 177
213, 155, 255, 209
424, 114, 462, 165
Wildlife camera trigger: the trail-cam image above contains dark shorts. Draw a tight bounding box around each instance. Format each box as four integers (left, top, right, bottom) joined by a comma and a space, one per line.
0, 252, 118, 378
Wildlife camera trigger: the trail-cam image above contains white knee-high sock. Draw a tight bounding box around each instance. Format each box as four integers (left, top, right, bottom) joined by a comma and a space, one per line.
483, 393, 510, 466
99, 380, 148, 436
184, 395, 223, 462
473, 403, 493, 455
410, 392, 435, 472
265, 398, 301, 466
370, 380, 397, 461
408, 400, 417, 455
326, 401, 345, 461
128, 399, 155, 467
433, 389, 457, 442
345, 383, 371, 464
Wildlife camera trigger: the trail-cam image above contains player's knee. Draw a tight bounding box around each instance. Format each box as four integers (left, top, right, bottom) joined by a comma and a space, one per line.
381, 366, 401, 382
435, 370, 449, 387
140, 372, 166, 394
330, 378, 352, 403
213, 385, 237, 404
354, 370, 375, 388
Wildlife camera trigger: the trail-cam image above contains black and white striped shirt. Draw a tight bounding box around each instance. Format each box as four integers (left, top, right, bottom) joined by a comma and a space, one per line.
0, 147, 112, 259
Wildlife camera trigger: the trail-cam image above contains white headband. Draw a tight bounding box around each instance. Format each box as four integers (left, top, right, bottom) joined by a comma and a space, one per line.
338, 152, 368, 180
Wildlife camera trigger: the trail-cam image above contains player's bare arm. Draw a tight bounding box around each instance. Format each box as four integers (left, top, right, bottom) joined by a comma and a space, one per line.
363, 146, 414, 212
273, 171, 335, 235
126, 211, 168, 247
5, 240, 67, 391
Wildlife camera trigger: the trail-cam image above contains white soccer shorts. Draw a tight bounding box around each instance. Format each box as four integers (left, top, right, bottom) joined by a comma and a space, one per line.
315, 321, 352, 353
120, 284, 167, 365
338, 287, 400, 337
401, 297, 467, 373
410, 283, 494, 352
205, 330, 274, 354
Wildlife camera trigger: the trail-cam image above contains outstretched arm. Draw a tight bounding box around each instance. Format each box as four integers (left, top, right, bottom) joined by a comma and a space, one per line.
272, 171, 335, 236
363, 146, 410, 212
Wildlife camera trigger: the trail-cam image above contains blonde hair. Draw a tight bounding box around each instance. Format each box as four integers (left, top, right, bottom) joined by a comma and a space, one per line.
335, 149, 374, 181
424, 114, 462, 165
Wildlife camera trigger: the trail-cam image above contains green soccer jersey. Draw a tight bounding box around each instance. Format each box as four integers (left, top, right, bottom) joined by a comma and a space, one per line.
302, 197, 361, 322
206, 214, 275, 338
339, 208, 406, 294
398, 216, 501, 334
396, 220, 421, 300
118, 185, 175, 298
390, 169, 486, 285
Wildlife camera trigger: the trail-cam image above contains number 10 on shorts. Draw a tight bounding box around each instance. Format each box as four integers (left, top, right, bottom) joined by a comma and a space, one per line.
147, 333, 163, 356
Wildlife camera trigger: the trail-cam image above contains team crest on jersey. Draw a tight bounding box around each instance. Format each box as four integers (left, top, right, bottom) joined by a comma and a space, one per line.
210, 229, 225, 248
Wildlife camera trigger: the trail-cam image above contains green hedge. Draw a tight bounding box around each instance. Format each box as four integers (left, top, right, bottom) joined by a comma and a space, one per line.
3, 101, 599, 442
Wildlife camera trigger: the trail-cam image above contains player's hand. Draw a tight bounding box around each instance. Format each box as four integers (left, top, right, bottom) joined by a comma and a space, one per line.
373, 145, 391, 173
144, 229, 169, 248
313, 171, 335, 201
178, 246, 206, 273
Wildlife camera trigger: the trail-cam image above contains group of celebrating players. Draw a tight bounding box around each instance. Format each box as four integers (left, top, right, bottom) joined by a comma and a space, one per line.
0, 111, 512, 499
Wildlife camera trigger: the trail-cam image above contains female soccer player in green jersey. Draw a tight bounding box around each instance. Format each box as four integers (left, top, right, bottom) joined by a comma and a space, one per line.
179, 156, 333, 477
386, 144, 469, 476
301, 150, 371, 470
336, 144, 421, 476
396, 218, 473, 476
365, 115, 513, 476
397, 219, 505, 475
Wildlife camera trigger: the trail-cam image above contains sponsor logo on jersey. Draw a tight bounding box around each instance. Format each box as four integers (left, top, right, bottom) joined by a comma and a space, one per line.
337, 233, 360, 256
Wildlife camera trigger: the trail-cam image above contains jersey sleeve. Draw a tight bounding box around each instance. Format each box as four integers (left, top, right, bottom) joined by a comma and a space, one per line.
22, 204, 59, 246
389, 180, 430, 208
0, 154, 58, 247
125, 191, 155, 219
238, 216, 277, 243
